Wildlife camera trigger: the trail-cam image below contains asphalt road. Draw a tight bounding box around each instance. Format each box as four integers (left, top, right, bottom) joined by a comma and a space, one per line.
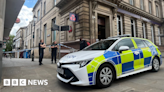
1, 58, 164, 92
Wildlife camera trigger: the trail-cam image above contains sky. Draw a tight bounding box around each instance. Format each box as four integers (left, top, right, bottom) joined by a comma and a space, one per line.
10, 0, 38, 36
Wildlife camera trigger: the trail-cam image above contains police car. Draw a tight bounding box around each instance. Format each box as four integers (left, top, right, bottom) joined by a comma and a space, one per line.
57, 36, 162, 88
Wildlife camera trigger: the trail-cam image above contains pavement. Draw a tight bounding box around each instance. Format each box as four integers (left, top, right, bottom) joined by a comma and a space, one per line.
0, 58, 164, 92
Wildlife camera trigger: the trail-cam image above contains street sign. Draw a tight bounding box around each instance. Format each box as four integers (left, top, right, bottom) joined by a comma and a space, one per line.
69, 13, 78, 22
61, 26, 70, 31
51, 24, 59, 31
3, 45, 6, 49
15, 18, 20, 23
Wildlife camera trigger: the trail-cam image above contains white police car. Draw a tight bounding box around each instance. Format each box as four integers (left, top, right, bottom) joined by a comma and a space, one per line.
57, 37, 162, 88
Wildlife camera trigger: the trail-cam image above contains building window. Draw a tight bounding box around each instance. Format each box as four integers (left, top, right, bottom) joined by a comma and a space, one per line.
54, 0, 56, 6
131, 19, 136, 37
142, 23, 146, 38
44, 24, 47, 44
149, 1, 152, 14
37, 10, 40, 21
140, 0, 144, 10
44, 1, 46, 15
151, 26, 155, 43
158, 28, 161, 45
129, 0, 134, 5
117, 15, 123, 35
52, 18, 56, 42
37, 29, 39, 46
156, 5, 159, 17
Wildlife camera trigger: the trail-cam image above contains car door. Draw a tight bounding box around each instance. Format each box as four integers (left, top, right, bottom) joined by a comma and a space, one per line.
133, 39, 149, 69
114, 38, 136, 74
143, 40, 153, 67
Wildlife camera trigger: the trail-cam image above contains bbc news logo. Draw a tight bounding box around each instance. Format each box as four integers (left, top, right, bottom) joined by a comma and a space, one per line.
3, 79, 48, 86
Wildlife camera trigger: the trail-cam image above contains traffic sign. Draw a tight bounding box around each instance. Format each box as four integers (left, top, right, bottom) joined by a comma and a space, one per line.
51, 24, 59, 31
61, 26, 70, 31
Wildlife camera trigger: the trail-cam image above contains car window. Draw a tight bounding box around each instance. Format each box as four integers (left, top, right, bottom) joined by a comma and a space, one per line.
84, 40, 117, 50
134, 39, 147, 48
113, 39, 135, 51
144, 40, 153, 47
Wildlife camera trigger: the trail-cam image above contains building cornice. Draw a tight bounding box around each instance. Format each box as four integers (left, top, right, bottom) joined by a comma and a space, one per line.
33, 0, 41, 12
56, 0, 82, 15
118, 1, 163, 24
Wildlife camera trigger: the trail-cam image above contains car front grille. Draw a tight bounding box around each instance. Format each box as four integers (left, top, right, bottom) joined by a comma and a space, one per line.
58, 68, 79, 82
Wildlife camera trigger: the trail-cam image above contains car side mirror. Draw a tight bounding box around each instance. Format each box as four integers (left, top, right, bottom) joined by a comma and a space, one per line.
119, 46, 129, 53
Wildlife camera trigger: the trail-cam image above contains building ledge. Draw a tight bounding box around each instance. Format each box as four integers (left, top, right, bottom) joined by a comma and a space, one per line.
118, 1, 163, 24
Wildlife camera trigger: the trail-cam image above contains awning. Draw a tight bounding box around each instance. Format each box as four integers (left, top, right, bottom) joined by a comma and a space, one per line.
4, 0, 25, 38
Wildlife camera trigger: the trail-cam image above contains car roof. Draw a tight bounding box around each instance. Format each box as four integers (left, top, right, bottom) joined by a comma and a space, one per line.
121, 37, 148, 40
107, 36, 148, 41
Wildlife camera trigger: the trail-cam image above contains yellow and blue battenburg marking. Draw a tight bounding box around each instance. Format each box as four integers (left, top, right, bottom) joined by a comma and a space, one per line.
86, 45, 161, 85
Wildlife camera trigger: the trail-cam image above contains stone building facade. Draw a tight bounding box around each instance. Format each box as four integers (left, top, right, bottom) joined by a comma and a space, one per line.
56, 0, 164, 45
15, 27, 27, 58
31, 0, 164, 58
32, 0, 60, 58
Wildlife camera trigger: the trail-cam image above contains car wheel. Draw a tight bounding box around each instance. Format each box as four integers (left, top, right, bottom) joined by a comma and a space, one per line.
96, 64, 115, 88
152, 57, 160, 72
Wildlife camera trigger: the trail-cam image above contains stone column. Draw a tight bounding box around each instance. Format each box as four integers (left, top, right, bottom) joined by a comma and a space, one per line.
136, 19, 142, 38
154, 25, 159, 45
123, 14, 131, 35
146, 22, 152, 41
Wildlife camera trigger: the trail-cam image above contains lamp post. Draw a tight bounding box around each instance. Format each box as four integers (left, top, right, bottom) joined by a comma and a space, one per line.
32, 15, 37, 61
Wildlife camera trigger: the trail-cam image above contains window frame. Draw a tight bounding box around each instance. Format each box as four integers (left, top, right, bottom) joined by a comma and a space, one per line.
44, 24, 47, 44
140, 0, 144, 10
54, 0, 56, 6
117, 15, 123, 36
142, 22, 146, 39
112, 38, 135, 51
156, 5, 159, 17
129, 0, 134, 5
44, 1, 46, 15
37, 9, 40, 21
149, 1, 152, 14
51, 17, 56, 42
133, 39, 147, 48
144, 40, 153, 47
131, 19, 136, 37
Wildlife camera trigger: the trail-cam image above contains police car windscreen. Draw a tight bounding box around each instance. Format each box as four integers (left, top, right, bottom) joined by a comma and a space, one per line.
84, 40, 117, 50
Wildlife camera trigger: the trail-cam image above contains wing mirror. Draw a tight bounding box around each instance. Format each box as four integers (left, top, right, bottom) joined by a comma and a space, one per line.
119, 46, 129, 53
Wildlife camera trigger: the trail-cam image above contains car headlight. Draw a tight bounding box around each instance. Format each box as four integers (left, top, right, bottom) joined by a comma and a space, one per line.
74, 59, 93, 68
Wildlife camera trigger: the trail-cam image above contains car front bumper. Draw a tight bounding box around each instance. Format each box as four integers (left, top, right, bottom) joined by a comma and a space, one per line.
57, 64, 90, 86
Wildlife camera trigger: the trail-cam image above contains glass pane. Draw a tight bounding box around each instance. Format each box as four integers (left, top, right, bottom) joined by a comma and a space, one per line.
117, 39, 135, 50
134, 39, 146, 48
84, 40, 117, 50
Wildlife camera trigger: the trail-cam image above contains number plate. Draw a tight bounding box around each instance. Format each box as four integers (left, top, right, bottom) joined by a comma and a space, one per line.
57, 68, 64, 75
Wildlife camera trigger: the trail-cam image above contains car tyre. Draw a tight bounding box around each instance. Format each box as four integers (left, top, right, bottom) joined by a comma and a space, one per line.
96, 64, 115, 88
152, 57, 160, 72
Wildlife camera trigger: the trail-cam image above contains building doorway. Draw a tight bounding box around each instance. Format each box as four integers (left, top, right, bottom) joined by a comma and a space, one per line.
98, 16, 106, 40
